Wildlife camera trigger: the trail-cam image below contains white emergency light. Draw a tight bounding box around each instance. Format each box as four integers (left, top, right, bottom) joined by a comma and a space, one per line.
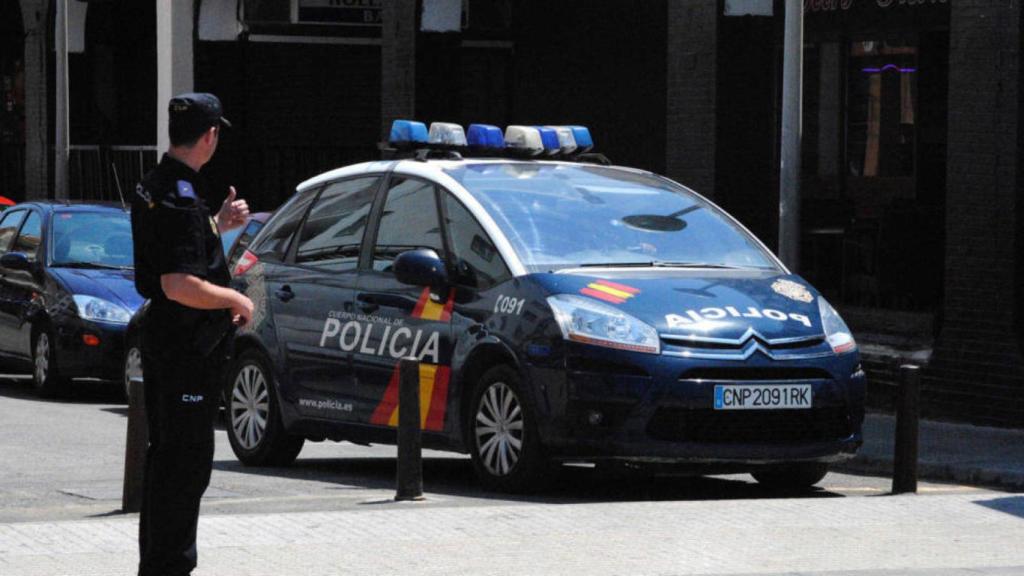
548, 126, 578, 154
504, 126, 545, 156
428, 122, 468, 146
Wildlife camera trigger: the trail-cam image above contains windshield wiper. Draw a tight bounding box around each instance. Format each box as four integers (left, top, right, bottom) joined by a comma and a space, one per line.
577, 261, 741, 269
55, 262, 131, 270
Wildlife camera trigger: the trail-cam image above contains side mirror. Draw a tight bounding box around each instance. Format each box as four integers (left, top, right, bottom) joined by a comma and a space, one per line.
0, 252, 31, 271
394, 248, 448, 289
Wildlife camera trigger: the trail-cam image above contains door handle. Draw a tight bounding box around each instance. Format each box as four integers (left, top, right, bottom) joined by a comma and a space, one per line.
275, 285, 295, 302
356, 294, 379, 313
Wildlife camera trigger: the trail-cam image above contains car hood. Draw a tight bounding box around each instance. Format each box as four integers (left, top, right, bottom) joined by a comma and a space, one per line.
49, 267, 144, 312
531, 268, 825, 342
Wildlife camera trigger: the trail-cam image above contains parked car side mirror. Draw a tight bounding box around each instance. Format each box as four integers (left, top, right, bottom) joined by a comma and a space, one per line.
394, 249, 448, 289
0, 252, 31, 272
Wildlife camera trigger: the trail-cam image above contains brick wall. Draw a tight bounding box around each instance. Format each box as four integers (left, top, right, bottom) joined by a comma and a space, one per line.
925, 0, 1024, 427
666, 0, 717, 197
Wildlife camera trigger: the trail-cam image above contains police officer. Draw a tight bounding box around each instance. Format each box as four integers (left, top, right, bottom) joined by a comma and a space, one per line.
131, 93, 253, 576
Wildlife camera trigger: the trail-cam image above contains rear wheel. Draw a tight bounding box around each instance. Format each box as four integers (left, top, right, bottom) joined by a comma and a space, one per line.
468, 365, 550, 493
225, 349, 304, 466
32, 329, 68, 398
752, 462, 829, 491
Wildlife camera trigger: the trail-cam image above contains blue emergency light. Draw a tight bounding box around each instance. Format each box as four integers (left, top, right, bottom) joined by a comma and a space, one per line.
467, 124, 505, 149
569, 126, 594, 152
534, 126, 561, 155
388, 120, 429, 147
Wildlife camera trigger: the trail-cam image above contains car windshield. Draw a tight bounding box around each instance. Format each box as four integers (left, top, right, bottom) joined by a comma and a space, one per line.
50, 211, 133, 269
444, 163, 778, 272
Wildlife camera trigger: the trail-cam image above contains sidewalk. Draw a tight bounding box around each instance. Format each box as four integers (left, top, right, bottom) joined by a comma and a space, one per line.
836, 412, 1024, 490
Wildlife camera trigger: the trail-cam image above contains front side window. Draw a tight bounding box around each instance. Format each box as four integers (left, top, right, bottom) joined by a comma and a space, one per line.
445, 164, 778, 272
295, 176, 379, 271
51, 211, 133, 268
13, 211, 42, 262
372, 178, 444, 272
443, 193, 509, 291
250, 189, 317, 261
0, 210, 25, 254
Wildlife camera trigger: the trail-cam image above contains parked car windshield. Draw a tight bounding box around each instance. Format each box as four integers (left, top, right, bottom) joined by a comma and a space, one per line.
444, 163, 779, 272
50, 211, 133, 269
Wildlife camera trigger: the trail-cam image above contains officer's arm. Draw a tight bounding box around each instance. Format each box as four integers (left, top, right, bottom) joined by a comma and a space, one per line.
161, 273, 250, 313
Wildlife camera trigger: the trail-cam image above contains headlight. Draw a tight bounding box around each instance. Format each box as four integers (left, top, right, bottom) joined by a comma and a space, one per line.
73, 295, 132, 324
819, 297, 856, 354
547, 294, 660, 354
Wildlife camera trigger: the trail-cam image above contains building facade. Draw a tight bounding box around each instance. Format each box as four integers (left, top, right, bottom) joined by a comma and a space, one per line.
2, 0, 1021, 426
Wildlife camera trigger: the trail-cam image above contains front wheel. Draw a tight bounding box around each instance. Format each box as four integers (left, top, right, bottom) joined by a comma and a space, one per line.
468, 365, 550, 493
225, 349, 304, 466
32, 329, 68, 398
752, 462, 829, 491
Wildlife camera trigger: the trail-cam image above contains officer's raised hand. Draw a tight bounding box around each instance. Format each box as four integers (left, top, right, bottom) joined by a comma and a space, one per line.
216, 186, 249, 232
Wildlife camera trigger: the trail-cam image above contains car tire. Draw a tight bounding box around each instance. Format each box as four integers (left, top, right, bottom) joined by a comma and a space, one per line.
225, 349, 304, 466
32, 329, 68, 398
123, 342, 143, 400
467, 365, 550, 493
751, 462, 829, 491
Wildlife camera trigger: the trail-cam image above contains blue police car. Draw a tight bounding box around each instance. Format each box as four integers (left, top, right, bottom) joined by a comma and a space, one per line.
224, 122, 864, 492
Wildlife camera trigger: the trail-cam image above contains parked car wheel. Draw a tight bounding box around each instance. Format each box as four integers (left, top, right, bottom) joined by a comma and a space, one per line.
32, 329, 68, 398
123, 343, 143, 399
225, 349, 304, 466
468, 365, 550, 493
752, 462, 829, 491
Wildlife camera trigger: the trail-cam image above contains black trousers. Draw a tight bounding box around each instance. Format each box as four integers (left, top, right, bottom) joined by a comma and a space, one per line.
137, 342, 225, 576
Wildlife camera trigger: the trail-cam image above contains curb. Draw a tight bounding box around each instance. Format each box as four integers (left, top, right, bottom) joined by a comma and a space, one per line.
834, 455, 1024, 492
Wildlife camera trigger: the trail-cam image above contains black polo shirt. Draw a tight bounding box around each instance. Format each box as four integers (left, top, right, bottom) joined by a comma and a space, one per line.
131, 154, 231, 357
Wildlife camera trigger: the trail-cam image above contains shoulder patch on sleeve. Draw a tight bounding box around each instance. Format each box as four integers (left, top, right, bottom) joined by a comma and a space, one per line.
176, 180, 197, 200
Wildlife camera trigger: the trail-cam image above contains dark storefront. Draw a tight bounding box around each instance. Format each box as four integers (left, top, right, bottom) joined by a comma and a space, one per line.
0, 0, 25, 200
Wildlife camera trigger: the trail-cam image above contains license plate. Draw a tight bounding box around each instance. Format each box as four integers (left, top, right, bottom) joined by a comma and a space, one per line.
714, 384, 812, 410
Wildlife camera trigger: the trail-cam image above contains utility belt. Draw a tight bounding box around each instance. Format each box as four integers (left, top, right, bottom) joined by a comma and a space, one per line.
142, 301, 235, 360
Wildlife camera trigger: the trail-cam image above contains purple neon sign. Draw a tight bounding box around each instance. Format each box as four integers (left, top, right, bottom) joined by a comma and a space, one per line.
862, 63, 917, 74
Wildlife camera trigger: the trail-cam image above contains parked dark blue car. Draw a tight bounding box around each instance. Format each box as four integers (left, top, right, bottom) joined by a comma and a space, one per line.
0, 202, 142, 396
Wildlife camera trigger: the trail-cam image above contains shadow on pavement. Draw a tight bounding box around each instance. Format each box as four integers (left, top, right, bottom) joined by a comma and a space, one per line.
975, 496, 1024, 519
211, 454, 846, 504
0, 374, 124, 405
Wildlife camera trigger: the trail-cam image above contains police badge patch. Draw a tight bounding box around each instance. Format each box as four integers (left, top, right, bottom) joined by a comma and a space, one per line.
772, 279, 814, 303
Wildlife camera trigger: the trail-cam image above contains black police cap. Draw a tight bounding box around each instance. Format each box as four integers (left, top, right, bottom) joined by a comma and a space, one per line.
168, 92, 232, 136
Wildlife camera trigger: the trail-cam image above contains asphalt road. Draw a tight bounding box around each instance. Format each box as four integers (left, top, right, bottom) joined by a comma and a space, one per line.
0, 374, 997, 525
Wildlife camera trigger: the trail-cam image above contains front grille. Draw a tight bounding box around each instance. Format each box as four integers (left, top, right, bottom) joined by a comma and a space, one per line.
680, 367, 833, 381
646, 406, 852, 444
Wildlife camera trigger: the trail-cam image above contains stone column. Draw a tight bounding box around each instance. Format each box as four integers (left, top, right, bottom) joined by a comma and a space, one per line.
20, 0, 48, 200
927, 0, 1024, 426
666, 0, 717, 197
156, 0, 194, 153
381, 0, 417, 140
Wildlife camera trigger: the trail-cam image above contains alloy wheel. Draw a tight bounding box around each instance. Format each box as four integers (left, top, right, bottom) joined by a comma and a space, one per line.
230, 364, 270, 450
474, 381, 524, 476
34, 333, 50, 385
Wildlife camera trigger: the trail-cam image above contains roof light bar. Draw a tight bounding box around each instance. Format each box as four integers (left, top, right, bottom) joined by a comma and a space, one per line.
534, 126, 561, 156
569, 126, 594, 153
504, 126, 544, 156
549, 126, 578, 154
428, 122, 467, 146
467, 124, 505, 149
388, 120, 429, 147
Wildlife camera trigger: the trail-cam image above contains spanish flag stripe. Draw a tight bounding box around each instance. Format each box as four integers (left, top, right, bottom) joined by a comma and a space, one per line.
411, 287, 431, 318
587, 282, 633, 299
580, 287, 625, 304
595, 279, 640, 295
417, 363, 438, 426
438, 289, 456, 322
424, 366, 451, 431
370, 365, 401, 425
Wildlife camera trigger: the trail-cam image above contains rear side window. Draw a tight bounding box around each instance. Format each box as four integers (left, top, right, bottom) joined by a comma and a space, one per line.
443, 194, 510, 291
372, 178, 444, 272
295, 176, 379, 271
13, 211, 42, 263
249, 190, 317, 261
226, 218, 266, 271
0, 210, 26, 254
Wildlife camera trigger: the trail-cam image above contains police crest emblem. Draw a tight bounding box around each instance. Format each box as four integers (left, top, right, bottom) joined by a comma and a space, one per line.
772, 279, 814, 303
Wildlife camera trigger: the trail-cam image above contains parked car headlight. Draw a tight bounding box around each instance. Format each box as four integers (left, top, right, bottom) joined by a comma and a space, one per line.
72, 295, 132, 324
819, 297, 856, 354
547, 294, 660, 354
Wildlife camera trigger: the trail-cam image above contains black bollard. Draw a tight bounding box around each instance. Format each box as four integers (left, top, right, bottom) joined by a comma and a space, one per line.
892, 364, 920, 494
122, 373, 148, 512
395, 357, 424, 501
